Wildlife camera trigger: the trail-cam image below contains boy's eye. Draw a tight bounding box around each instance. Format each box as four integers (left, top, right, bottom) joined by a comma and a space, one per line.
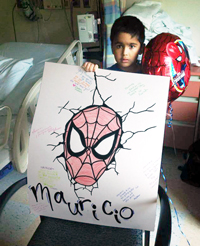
130, 44, 135, 49
116, 44, 122, 49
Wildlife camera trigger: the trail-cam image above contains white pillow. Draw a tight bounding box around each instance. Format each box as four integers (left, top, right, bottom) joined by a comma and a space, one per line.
0, 56, 33, 102
123, 1, 161, 30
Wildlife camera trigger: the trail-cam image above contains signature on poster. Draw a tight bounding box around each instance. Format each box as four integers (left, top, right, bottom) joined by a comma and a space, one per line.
70, 68, 93, 93
32, 126, 61, 138
30, 182, 134, 224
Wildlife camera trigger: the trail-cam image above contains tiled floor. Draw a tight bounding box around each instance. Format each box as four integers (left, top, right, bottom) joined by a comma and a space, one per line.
0, 147, 200, 246
160, 147, 200, 246
0, 170, 40, 246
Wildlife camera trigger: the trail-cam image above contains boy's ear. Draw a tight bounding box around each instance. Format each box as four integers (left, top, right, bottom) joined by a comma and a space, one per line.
139, 43, 145, 55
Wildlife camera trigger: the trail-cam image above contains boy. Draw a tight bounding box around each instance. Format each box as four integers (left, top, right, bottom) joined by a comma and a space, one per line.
82, 16, 145, 73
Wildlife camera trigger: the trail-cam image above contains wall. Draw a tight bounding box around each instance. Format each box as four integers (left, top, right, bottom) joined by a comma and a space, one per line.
0, 0, 99, 47
1, 0, 199, 57
125, 0, 200, 57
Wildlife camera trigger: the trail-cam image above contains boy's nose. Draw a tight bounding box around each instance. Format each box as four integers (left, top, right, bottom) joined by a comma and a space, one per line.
123, 47, 129, 56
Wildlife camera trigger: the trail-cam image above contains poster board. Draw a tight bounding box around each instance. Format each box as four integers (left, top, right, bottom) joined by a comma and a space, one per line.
28, 63, 169, 231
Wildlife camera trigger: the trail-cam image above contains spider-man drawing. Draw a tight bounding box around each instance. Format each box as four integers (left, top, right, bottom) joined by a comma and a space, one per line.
48, 72, 156, 197
63, 104, 122, 186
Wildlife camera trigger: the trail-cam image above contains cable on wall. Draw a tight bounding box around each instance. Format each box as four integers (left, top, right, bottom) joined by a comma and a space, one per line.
61, 0, 74, 39
12, 3, 17, 42
36, 19, 40, 43
70, 0, 75, 39
12, 1, 41, 43
43, 9, 52, 21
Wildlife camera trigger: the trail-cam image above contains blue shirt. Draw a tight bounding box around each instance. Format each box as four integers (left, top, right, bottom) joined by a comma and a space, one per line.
107, 63, 123, 72
107, 63, 142, 73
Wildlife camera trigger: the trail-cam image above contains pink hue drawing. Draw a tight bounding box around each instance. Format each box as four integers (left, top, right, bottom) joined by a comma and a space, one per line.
64, 105, 122, 186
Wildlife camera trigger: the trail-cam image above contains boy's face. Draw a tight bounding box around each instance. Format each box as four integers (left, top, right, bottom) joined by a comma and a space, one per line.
112, 32, 143, 72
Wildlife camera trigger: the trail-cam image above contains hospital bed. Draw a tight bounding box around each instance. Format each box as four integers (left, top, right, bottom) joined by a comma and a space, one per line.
0, 40, 83, 175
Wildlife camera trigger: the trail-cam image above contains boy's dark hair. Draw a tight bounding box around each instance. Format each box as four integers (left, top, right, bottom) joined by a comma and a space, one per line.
110, 16, 145, 45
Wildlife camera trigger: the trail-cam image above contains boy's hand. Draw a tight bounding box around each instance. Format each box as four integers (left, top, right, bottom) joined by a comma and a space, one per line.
82, 62, 99, 72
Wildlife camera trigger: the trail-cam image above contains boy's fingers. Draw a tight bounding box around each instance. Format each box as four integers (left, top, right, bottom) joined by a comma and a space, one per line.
86, 62, 97, 72
82, 62, 87, 70
94, 64, 99, 72
87, 62, 93, 72
82, 62, 98, 72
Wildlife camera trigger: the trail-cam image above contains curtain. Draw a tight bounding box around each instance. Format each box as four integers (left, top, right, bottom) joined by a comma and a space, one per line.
103, 0, 122, 68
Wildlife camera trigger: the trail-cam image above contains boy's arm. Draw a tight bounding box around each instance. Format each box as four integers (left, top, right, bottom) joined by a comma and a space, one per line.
82, 62, 99, 72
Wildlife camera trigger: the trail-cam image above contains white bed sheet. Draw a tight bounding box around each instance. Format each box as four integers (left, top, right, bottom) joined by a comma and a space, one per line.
0, 42, 69, 115
0, 42, 70, 170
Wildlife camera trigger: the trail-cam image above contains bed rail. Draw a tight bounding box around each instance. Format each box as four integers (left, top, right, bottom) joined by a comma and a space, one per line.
0, 106, 12, 150
12, 40, 83, 173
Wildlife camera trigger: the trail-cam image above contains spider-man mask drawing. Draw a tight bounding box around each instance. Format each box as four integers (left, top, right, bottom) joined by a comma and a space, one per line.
64, 105, 122, 186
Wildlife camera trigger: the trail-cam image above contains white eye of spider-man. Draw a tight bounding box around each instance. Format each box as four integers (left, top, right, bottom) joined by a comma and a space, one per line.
63, 105, 122, 187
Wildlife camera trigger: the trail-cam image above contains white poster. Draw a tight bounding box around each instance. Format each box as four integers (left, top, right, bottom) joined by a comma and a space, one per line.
28, 63, 169, 231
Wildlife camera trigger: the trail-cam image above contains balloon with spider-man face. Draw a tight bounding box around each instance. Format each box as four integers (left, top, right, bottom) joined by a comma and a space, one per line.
142, 33, 190, 102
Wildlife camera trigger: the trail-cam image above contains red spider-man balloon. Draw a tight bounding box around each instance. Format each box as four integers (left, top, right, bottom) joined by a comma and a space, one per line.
142, 33, 190, 102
